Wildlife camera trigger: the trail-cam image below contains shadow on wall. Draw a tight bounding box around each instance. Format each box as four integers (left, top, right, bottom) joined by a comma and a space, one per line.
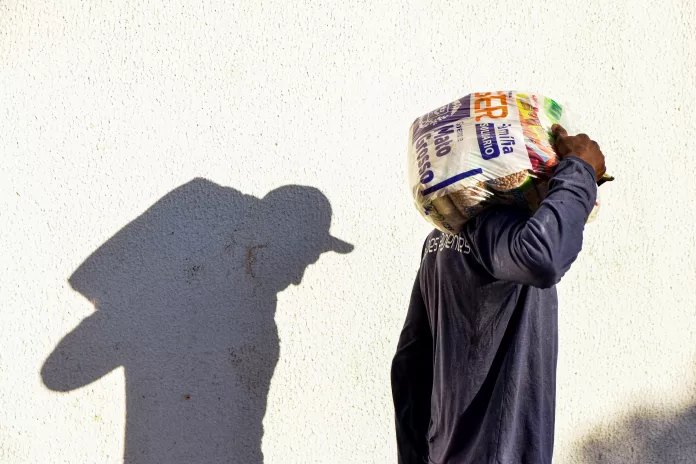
41, 178, 353, 464
579, 399, 696, 463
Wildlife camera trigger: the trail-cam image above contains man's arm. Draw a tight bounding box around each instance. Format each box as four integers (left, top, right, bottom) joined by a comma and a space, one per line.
391, 274, 433, 464
465, 126, 604, 288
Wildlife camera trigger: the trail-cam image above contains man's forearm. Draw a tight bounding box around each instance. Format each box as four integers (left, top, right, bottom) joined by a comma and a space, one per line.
519, 155, 598, 280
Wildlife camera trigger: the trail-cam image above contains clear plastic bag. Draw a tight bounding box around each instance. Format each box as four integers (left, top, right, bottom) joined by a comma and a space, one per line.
407, 91, 599, 234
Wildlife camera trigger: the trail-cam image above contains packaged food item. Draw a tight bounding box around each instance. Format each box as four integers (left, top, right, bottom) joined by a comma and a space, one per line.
407, 91, 602, 234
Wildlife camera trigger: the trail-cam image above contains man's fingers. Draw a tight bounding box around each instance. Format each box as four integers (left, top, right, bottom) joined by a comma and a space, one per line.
551, 124, 569, 157
551, 124, 568, 139
552, 125, 571, 156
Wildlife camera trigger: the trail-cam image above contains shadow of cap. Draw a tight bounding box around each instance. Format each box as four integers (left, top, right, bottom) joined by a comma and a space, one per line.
261, 185, 354, 254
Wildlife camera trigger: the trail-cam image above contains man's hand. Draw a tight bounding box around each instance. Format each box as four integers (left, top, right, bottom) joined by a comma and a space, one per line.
551, 124, 606, 181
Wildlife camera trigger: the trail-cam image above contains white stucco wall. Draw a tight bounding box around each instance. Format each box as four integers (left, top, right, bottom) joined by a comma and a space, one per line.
2, 0, 695, 462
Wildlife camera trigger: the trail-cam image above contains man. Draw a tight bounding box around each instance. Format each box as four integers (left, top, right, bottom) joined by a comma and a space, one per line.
391, 125, 606, 464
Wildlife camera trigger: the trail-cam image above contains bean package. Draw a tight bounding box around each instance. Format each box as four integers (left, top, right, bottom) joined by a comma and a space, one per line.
407, 91, 600, 234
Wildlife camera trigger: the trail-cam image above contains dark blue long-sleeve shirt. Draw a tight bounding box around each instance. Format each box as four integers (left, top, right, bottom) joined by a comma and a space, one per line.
391, 156, 598, 464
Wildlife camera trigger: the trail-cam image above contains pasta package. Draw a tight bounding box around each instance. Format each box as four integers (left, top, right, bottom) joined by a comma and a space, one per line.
407, 91, 600, 234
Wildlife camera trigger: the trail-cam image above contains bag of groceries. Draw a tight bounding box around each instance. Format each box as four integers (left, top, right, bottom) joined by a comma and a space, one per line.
407, 91, 601, 234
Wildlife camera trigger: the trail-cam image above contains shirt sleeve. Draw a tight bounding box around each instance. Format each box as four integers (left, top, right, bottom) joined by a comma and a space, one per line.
391, 263, 433, 463
464, 156, 598, 288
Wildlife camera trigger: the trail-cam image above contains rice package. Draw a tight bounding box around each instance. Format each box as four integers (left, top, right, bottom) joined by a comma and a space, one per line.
407, 91, 598, 234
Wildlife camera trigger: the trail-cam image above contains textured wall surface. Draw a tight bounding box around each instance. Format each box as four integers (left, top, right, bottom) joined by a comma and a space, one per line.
2, 0, 695, 463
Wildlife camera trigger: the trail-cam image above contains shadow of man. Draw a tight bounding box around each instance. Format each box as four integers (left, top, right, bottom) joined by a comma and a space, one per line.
580, 402, 696, 464
41, 178, 353, 464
